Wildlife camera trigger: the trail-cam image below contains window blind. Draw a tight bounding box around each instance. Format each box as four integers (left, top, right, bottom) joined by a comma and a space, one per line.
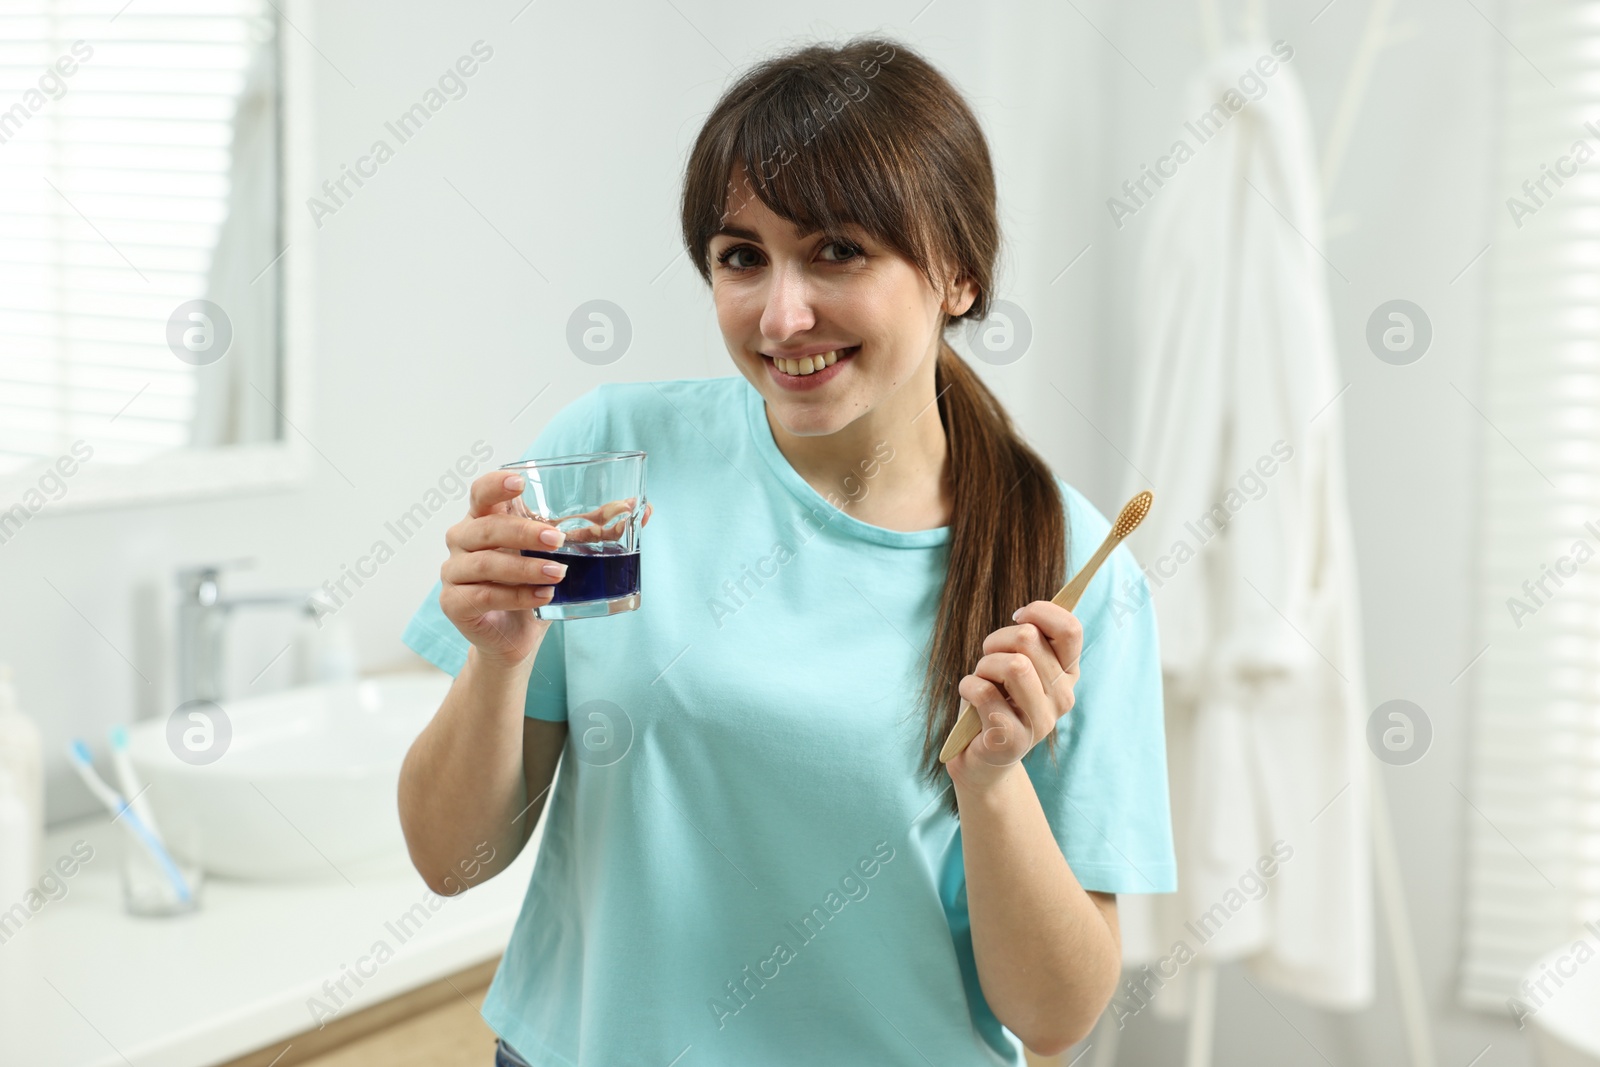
1459, 0, 1600, 1011
0, 0, 272, 476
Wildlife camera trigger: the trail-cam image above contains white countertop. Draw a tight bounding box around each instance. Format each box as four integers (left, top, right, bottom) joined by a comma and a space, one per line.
0, 814, 538, 1067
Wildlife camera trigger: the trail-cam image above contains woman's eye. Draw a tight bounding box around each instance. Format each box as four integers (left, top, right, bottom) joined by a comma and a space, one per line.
716, 246, 760, 271
821, 240, 862, 263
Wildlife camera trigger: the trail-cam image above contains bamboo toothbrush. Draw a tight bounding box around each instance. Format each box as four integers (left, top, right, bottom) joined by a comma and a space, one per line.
938, 490, 1154, 764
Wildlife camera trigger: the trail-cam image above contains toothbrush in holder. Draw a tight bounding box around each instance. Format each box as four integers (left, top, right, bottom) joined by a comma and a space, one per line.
108, 726, 163, 842
66, 740, 193, 907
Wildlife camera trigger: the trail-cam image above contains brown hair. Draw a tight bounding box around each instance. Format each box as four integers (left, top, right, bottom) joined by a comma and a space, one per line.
679, 35, 1069, 815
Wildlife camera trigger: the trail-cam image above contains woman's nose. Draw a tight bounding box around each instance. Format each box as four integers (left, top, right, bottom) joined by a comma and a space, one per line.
759, 262, 816, 340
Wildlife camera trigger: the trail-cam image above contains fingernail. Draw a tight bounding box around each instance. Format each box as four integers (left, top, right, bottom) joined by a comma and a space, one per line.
1012, 608, 1022, 621
504, 474, 523, 491
541, 528, 565, 548
542, 562, 568, 578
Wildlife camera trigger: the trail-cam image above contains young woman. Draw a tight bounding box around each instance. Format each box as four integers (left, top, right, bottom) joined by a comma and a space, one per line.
398, 35, 1175, 1066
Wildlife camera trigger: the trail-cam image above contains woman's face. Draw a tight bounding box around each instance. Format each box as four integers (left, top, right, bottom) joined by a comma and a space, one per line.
708, 166, 972, 438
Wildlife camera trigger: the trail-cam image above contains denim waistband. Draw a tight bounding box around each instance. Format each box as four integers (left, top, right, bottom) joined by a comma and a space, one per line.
494, 1037, 535, 1067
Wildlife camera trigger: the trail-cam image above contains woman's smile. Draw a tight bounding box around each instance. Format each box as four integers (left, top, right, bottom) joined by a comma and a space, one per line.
762, 345, 860, 389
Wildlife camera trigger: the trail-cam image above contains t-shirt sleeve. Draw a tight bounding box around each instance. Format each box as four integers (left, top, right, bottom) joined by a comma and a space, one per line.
398, 387, 607, 722
1020, 480, 1178, 894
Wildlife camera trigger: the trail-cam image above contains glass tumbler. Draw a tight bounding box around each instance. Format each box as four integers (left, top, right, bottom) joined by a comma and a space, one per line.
500, 451, 647, 620
119, 815, 204, 918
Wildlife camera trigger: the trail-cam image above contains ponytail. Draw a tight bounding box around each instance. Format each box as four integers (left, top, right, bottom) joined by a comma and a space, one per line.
919, 344, 1067, 815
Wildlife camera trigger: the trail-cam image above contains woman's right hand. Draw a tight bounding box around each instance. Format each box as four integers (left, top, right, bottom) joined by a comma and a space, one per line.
439, 471, 568, 668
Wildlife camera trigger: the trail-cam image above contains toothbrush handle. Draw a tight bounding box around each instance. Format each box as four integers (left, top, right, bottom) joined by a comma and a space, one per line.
937, 532, 1123, 764
111, 750, 162, 840
120, 809, 192, 904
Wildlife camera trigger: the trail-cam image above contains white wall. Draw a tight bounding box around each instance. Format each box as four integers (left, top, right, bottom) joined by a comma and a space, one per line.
3, 0, 1523, 1062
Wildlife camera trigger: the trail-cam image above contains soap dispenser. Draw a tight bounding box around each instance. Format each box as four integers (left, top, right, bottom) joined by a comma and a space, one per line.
0, 664, 42, 881
0, 765, 34, 908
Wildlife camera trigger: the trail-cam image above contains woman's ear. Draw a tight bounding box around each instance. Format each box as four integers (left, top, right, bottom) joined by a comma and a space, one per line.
944, 274, 979, 318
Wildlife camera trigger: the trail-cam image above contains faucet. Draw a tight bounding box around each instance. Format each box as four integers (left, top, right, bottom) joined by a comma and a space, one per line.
175, 559, 316, 704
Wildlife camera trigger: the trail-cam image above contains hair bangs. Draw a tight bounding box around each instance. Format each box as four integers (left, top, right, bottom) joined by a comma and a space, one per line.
688, 55, 936, 286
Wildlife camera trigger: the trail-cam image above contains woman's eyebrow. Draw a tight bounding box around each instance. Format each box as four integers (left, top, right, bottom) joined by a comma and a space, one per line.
712, 225, 764, 241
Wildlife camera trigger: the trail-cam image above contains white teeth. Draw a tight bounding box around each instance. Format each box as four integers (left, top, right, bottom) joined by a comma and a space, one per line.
773, 349, 849, 376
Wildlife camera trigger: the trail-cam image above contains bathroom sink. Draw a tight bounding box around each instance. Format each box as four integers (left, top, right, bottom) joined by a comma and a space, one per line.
125, 673, 452, 880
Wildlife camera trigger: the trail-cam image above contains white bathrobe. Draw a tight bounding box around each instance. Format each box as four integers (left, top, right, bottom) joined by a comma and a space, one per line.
1114, 44, 1374, 1013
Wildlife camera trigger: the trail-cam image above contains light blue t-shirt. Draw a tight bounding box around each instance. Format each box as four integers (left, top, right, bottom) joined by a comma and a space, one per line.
401, 374, 1177, 1066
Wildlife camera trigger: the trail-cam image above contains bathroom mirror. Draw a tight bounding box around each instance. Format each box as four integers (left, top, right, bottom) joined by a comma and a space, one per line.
0, 0, 316, 511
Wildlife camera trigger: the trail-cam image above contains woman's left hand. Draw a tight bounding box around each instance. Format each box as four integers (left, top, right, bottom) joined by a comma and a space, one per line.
946, 600, 1083, 791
